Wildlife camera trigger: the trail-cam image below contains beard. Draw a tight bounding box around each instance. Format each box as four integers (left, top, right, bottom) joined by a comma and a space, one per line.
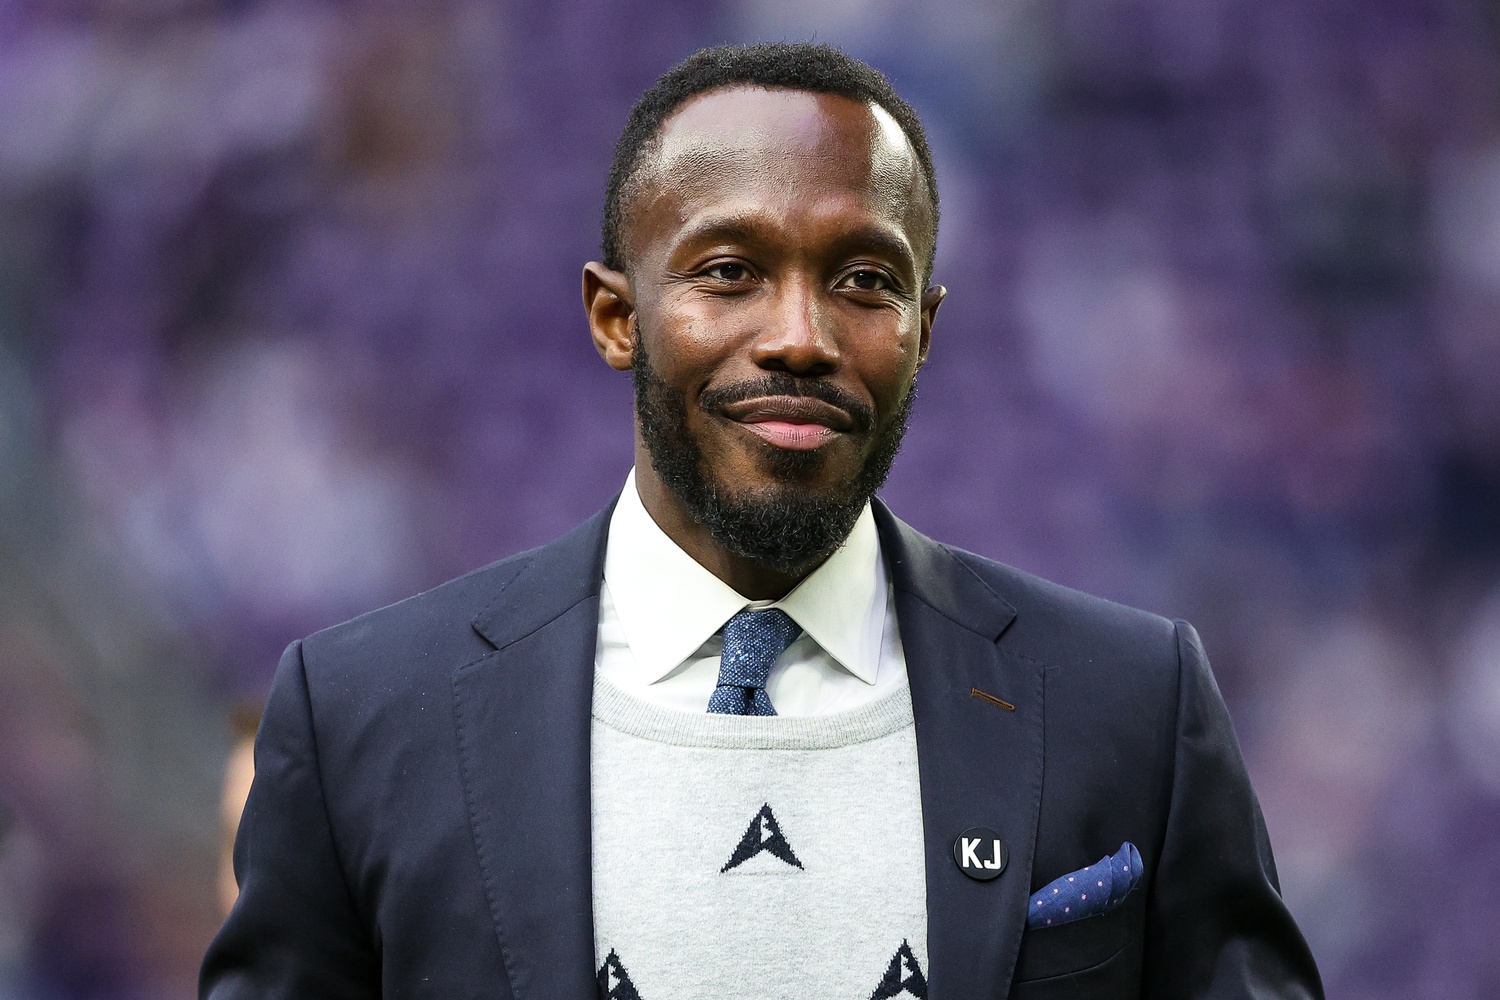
632, 331, 915, 576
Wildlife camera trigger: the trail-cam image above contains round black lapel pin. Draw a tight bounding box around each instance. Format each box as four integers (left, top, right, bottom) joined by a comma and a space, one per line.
953, 827, 1008, 881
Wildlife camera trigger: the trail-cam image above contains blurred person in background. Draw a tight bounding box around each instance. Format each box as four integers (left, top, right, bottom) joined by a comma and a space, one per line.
201, 43, 1321, 1000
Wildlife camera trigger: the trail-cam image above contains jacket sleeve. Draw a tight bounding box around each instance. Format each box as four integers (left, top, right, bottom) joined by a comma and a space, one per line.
200, 641, 380, 999
1142, 621, 1324, 1000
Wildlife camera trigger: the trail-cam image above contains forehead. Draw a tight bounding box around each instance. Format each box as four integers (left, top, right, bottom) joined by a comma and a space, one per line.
629, 86, 929, 262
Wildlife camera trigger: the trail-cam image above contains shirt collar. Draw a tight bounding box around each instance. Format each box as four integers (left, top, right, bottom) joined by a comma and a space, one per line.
603, 469, 886, 686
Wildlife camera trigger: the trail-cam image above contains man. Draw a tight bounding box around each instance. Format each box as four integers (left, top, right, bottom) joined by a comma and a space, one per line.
202, 43, 1323, 999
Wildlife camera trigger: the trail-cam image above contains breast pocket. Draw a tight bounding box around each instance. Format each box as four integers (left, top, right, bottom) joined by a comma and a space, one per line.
1010, 885, 1143, 998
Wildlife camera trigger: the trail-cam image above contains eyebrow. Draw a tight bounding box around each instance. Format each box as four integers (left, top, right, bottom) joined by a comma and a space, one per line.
672, 212, 920, 275
673, 214, 762, 249
839, 228, 919, 273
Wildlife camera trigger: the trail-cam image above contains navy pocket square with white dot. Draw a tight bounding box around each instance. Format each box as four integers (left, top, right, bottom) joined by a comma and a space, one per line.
1027, 842, 1142, 929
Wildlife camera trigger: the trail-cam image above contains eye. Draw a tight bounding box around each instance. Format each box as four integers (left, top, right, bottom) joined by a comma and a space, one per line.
841, 268, 893, 292
703, 261, 751, 283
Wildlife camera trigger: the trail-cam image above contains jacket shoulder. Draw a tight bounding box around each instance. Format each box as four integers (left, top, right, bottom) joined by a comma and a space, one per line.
299, 550, 528, 678
297, 502, 613, 681
939, 542, 1183, 676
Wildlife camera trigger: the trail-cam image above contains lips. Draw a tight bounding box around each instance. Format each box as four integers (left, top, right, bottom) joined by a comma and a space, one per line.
720, 395, 856, 451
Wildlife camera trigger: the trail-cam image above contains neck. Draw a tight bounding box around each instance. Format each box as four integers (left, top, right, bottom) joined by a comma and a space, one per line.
633, 458, 820, 602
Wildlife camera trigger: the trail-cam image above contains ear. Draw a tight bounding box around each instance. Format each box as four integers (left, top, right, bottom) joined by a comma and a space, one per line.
917, 283, 946, 366
583, 262, 636, 371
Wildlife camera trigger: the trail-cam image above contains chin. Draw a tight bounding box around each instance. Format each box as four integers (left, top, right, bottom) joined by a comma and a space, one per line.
739, 434, 863, 486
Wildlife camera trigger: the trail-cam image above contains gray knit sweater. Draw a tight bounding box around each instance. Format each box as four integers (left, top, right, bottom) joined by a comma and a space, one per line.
590, 676, 929, 999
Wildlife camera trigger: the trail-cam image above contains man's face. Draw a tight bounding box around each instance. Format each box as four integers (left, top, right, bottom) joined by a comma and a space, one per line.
598, 86, 942, 573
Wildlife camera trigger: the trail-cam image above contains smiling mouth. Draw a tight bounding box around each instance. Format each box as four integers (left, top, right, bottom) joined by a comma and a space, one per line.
721, 396, 855, 451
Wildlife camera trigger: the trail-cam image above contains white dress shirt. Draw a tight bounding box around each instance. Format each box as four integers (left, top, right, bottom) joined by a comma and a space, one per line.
594, 469, 909, 716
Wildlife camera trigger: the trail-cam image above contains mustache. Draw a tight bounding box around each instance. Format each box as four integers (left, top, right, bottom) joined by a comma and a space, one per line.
698, 373, 877, 434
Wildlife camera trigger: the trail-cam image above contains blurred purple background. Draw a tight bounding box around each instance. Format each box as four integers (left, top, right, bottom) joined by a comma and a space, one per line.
1, 1, 1498, 996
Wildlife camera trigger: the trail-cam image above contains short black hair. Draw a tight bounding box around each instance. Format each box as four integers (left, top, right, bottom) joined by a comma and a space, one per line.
601, 42, 940, 281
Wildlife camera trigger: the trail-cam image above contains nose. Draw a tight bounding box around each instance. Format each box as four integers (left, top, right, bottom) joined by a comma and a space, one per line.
748, 278, 841, 377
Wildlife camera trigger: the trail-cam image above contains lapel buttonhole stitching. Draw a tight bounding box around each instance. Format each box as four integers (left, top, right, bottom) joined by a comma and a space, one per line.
970, 687, 1016, 712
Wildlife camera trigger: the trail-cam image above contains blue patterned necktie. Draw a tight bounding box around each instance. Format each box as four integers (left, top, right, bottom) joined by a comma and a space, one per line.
706, 609, 801, 716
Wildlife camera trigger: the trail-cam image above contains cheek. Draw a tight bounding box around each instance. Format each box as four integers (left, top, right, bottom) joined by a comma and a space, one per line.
651, 328, 722, 392
646, 305, 758, 382
849, 324, 924, 397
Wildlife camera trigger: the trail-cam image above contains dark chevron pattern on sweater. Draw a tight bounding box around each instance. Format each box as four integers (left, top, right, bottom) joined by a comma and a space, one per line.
721, 803, 803, 872
869, 941, 928, 999
597, 950, 642, 1000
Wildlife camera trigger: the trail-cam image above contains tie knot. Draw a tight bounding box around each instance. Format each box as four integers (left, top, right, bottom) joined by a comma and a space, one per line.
720, 611, 804, 680
721, 608, 801, 685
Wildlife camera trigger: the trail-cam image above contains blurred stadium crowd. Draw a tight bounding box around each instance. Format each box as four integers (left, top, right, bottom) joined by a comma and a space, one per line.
0, 0, 1498, 996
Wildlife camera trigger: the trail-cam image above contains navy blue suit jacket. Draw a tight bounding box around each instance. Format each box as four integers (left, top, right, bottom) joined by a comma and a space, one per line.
201, 502, 1322, 999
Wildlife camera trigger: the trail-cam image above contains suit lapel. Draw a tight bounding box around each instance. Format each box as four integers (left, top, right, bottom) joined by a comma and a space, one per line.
451, 507, 612, 1000
876, 504, 1044, 1000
